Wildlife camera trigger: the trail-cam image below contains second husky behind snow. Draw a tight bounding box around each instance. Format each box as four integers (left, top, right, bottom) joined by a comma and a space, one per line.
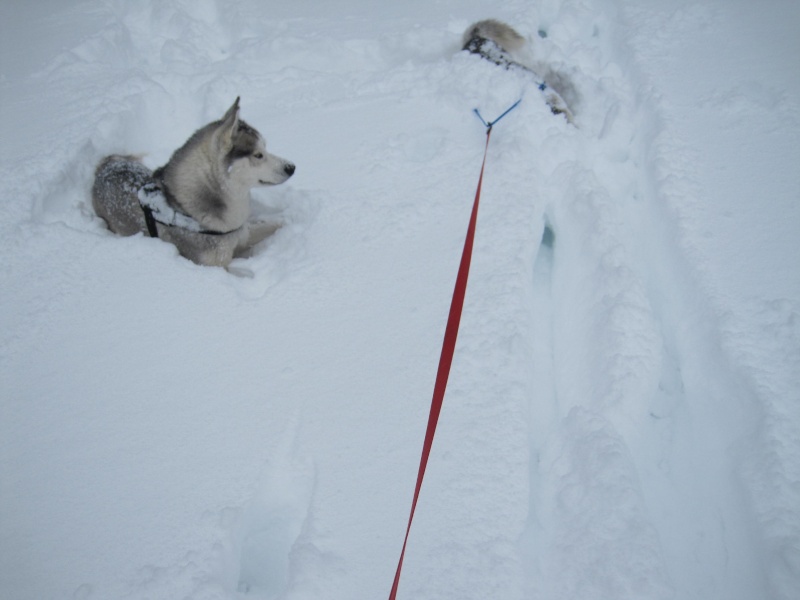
462, 19, 576, 123
92, 98, 295, 268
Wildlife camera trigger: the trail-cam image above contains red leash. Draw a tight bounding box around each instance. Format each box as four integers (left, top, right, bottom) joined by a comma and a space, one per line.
388, 126, 492, 600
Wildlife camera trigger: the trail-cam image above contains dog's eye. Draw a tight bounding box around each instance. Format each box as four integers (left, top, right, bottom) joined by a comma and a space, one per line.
253, 152, 264, 160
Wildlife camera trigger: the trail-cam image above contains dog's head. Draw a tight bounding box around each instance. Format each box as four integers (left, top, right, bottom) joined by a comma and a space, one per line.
217, 97, 296, 188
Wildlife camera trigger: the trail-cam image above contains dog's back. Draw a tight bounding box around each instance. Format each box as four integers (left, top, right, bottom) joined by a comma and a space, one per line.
92, 155, 152, 237
462, 19, 526, 53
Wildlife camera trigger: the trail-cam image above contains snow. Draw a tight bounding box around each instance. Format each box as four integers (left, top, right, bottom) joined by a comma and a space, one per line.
1, 0, 798, 599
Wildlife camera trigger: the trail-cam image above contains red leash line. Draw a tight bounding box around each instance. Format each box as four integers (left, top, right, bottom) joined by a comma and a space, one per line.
389, 128, 492, 600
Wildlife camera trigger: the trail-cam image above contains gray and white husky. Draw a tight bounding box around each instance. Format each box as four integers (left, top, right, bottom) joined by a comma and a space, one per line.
92, 97, 295, 267
462, 19, 576, 123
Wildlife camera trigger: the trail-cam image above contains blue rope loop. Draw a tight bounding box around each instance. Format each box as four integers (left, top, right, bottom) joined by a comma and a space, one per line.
473, 98, 522, 132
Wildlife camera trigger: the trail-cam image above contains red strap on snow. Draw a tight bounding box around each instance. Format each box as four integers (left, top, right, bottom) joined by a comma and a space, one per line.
389, 127, 492, 600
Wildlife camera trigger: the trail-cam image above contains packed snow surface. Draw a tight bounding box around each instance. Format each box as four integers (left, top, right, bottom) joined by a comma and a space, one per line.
1, 1, 799, 599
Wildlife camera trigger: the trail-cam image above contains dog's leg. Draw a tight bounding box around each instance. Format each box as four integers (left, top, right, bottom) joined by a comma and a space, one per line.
234, 218, 283, 259
247, 219, 282, 246
544, 89, 575, 124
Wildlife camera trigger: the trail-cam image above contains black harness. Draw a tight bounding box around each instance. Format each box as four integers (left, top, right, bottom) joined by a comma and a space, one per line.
462, 35, 547, 91
139, 190, 161, 238
137, 180, 233, 238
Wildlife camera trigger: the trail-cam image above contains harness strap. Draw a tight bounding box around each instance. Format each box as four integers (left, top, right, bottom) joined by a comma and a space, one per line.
473, 98, 522, 131
137, 182, 233, 237
141, 202, 160, 238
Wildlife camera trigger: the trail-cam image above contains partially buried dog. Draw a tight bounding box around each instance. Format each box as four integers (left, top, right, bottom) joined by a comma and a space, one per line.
462, 19, 576, 123
92, 97, 295, 267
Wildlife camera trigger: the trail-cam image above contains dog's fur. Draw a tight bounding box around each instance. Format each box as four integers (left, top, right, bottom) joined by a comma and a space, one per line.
462, 19, 575, 123
92, 98, 295, 267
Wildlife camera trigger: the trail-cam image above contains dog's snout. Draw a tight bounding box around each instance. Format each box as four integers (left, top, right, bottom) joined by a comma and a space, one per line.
284, 163, 296, 177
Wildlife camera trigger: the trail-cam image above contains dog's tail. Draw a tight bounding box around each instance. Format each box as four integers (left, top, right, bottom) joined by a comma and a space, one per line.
462, 19, 526, 53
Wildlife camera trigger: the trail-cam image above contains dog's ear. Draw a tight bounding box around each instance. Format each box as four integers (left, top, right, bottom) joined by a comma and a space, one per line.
218, 97, 241, 152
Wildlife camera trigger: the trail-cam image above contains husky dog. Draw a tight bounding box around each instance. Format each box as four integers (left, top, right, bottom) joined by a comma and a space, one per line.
462, 19, 575, 123
92, 97, 295, 267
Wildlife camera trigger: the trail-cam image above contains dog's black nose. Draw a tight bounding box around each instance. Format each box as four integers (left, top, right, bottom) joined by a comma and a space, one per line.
284, 163, 296, 177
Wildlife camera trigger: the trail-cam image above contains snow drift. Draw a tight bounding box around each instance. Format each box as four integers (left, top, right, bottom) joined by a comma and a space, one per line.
1, 0, 798, 599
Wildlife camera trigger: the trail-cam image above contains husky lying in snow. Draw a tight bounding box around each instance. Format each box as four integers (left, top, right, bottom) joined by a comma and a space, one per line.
92, 98, 295, 267
462, 19, 575, 123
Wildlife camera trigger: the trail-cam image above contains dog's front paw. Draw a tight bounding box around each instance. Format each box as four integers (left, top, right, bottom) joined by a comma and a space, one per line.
545, 92, 575, 124
226, 264, 256, 278
248, 218, 283, 241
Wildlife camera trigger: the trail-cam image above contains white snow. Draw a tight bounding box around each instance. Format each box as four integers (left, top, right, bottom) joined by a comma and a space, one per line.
1, 1, 799, 599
